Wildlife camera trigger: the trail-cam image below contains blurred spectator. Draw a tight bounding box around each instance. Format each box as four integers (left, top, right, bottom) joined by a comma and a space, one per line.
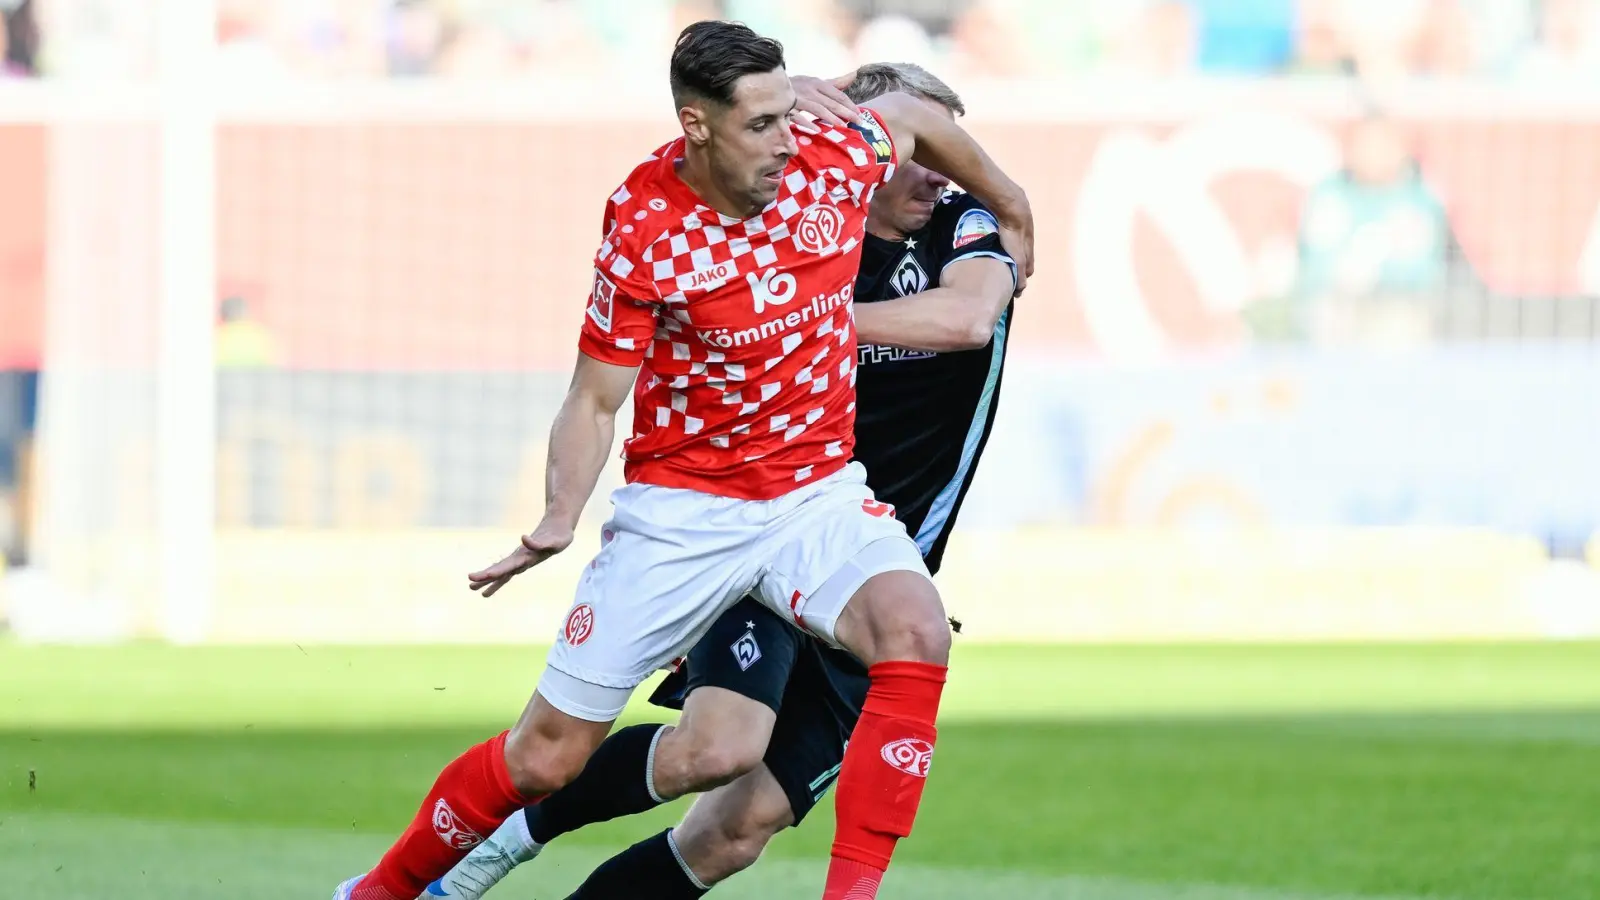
1188, 0, 1296, 74
1122, 1, 1198, 76
178, 0, 1600, 81
34, 0, 158, 79
216, 0, 293, 81
1294, 114, 1449, 345
386, 0, 447, 76
216, 296, 280, 369
1306, 0, 1480, 81
854, 13, 935, 68
1516, 0, 1600, 81
726, 0, 856, 76
2, 0, 38, 77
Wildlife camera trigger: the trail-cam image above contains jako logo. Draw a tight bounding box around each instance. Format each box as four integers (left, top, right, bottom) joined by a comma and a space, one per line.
880, 738, 934, 778
747, 267, 797, 313
564, 603, 595, 647
432, 799, 484, 850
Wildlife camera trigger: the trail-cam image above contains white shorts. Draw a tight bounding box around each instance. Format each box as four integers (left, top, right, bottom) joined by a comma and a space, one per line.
538, 462, 929, 722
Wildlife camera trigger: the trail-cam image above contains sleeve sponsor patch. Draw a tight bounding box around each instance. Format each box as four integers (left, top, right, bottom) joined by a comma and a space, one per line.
588, 268, 617, 332
849, 108, 895, 165
952, 208, 999, 249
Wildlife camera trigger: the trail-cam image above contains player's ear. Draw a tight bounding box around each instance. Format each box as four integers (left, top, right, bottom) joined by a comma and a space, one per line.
680, 103, 713, 146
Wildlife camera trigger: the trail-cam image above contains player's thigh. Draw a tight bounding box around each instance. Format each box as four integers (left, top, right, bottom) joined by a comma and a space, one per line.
655, 599, 804, 793
754, 462, 934, 647
538, 485, 765, 724
758, 641, 866, 827
673, 764, 798, 883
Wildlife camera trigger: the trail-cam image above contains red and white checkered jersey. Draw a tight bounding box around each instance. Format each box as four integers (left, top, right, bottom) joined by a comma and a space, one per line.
579, 109, 899, 500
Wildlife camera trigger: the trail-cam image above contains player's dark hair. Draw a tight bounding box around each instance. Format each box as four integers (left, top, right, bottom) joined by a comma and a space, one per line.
670, 20, 786, 109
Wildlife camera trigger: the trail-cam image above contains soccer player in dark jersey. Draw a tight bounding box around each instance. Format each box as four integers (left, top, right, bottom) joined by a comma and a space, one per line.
425, 63, 1017, 900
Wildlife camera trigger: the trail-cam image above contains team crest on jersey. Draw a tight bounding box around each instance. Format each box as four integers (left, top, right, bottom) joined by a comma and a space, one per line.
588, 269, 617, 332
889, 254, 928, 296
953, 208, 999, 249
795, 199, 846, 255
849, 109, 894, 164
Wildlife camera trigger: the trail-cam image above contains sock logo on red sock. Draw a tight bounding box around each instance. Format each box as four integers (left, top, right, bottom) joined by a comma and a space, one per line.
431, 799, 485, 850
879, 738, 934, 778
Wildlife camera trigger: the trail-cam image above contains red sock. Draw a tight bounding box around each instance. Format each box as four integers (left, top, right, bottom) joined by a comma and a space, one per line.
823, 660, 946, 900
358, 731, 542, 899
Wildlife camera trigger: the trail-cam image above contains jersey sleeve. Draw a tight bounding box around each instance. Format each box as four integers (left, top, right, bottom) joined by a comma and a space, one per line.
837, 106, 899, 189
932, 192, 1014, 275
578, 198, 659, 367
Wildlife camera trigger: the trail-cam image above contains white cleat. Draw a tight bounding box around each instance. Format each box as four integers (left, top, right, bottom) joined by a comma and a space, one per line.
332, 874, 365, 900
423, 816, 544, 899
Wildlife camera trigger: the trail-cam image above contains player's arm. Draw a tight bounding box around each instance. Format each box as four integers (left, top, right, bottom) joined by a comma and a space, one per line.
470, 243, 655, 596
860, 91, 1034, 290
468, 352, 637, 597
542, 352, 638, 534
854, 256, 1015, 352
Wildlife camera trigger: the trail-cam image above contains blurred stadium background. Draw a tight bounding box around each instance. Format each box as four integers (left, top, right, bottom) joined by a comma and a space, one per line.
2, 1, 1599, 898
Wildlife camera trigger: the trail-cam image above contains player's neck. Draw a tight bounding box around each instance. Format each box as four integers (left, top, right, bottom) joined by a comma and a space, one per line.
676, 152, 761, 220
865, 215, 908, 243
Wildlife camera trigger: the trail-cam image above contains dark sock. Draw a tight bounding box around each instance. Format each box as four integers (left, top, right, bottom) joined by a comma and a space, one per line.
567, 829, 709, 899
523, 722, 668, 845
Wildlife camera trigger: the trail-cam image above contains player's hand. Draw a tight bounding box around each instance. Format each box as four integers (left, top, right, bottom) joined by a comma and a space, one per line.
790, 70, 859, 128
998, 199, 1035, 295
468, 521, 574, 597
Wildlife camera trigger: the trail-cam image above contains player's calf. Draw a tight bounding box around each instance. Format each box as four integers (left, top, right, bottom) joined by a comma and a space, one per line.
673, 765, 798, 885
824, 571, 951, 900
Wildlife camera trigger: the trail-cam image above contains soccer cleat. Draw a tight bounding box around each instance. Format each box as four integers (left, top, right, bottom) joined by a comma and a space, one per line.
423, 815, 545, 898
332, 875, 364, 900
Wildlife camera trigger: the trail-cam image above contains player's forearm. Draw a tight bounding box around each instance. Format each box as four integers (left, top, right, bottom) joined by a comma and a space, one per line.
541, 393, 617, 532
855, 288, 997, 352
872, 94, 1028, 226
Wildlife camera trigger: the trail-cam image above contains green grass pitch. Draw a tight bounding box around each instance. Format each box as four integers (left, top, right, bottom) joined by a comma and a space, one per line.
2, 641, 1598, 899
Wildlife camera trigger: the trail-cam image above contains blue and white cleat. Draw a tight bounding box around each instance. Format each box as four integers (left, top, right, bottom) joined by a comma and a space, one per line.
423, 815, 544, 898
332, 874, 365, 900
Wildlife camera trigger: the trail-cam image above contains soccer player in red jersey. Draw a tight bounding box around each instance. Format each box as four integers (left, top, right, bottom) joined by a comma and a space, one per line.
333, 22, 1032, 900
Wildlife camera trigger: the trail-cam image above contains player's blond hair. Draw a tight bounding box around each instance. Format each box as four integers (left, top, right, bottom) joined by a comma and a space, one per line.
844, 63, 965, 117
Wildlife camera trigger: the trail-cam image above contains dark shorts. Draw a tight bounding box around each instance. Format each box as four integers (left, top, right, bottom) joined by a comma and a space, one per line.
648, 596, 869, 825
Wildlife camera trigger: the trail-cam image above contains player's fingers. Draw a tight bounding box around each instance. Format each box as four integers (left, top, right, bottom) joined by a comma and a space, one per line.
796, 101, 844, 128
816, 84, 859, 123
830, 68, 858, 90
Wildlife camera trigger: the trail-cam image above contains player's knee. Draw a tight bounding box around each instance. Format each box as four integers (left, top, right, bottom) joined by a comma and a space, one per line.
708, 823, 774, 877
887, 603, 952, 665
503, 724, 594, 796
680, 735, 764, 793
842, 572, 951, 666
